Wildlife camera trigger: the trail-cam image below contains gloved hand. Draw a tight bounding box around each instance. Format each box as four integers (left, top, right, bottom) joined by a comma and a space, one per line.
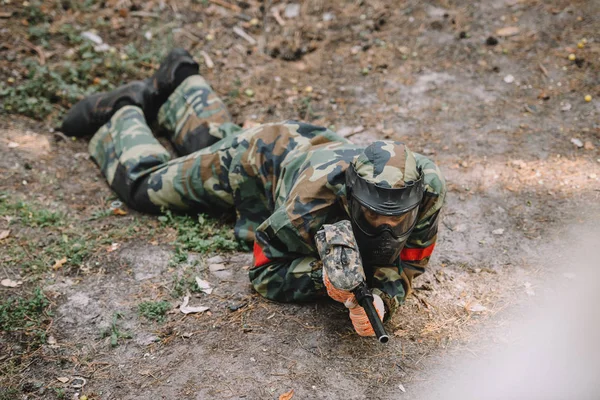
315, 220, 386, 337
323, 272, 386, 336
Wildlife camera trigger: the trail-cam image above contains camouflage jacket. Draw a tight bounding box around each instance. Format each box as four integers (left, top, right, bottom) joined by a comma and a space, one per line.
247, 124, 446, 317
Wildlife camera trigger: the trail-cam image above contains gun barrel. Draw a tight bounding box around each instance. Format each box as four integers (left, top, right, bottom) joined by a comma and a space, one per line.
353, 283, 389, 343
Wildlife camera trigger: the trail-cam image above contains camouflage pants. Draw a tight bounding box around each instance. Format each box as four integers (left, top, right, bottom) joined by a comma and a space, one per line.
88, 75, 342, 274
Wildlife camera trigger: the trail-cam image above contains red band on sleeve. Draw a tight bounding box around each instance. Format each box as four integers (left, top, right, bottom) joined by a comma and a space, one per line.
400, 243, 436, 261
253, 241, 271, 268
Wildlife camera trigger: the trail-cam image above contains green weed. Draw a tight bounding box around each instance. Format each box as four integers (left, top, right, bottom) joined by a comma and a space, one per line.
101, 312, 131, 347
138, 301, 171, 322
0, 389, 20, 400
158, 210, 241, 253
0, 288, 51, 349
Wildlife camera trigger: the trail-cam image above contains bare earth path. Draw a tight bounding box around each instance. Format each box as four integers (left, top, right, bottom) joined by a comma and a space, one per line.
1, 1, 598, 399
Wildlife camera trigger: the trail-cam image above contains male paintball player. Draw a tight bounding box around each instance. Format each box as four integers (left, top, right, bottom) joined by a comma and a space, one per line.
60, 49, 446, 338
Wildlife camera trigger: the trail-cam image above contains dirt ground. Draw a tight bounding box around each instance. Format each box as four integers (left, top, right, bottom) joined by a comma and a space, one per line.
1, 0, 599, 399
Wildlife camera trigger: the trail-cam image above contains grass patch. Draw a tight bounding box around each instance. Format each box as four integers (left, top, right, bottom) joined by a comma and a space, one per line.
0, 389, 20, 400
0, 288, 51, 350
159, 210, 241, 254
138, 300, 171, 323
0, 3, 177, 123
0, 193, 152, 276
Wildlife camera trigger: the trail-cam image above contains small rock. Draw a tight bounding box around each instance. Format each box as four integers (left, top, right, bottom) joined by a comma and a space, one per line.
570, 138, 583, 148
503, 74, 515, 84
492, 228, 504, 235
485, 36, 498, 46
284, 3, 300, 19
8, 142, 19, 148
322, 12, 334, 22
590, 173, 597, 179
228, 302, 247, 312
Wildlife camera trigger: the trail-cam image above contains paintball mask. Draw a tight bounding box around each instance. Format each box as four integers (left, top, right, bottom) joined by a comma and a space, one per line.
345, 142, 425, 268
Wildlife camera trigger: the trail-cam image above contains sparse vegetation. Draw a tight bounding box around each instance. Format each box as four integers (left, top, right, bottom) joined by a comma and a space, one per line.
159, 209, 242, 253
138, 300, 171, 322
0, 288, 51, 350
101, 312, 132, 347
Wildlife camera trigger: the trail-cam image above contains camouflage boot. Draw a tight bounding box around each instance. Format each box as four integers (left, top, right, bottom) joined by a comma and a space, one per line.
61, 81, 153, 137
144, 48, 199, 122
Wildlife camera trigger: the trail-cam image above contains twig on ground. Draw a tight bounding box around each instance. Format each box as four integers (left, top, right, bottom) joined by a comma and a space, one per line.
272, 8, 286, 26
200, 50, 214, 69
233, 26, 257, 45
538, 63, 549, 77
21, 39, 46, 65
53, 130, 69, 142
180, 29, 203, 44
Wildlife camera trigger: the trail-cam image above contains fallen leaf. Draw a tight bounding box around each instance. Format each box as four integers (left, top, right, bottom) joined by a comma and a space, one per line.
56, 377, 69, 383
52, 257, 67, 270
279, 389, 294, 400
1, 278, 23, 288
0, 230, 10, 240
496, 26, 520, 37
112, 208, 128, 216
584, 141, 595, 150
209, 263, 226, 272
571, 138, 583, 148
195, 277, 213, 294
180, 295, 209, 314
107, 242, 120, 253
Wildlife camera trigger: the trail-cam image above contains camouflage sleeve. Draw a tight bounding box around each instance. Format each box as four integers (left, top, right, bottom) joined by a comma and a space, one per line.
248, 207, 326, 302
398, 153, 446, 295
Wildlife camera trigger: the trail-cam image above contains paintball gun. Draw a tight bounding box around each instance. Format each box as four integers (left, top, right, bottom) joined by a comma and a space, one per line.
316, 221, 389, 343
